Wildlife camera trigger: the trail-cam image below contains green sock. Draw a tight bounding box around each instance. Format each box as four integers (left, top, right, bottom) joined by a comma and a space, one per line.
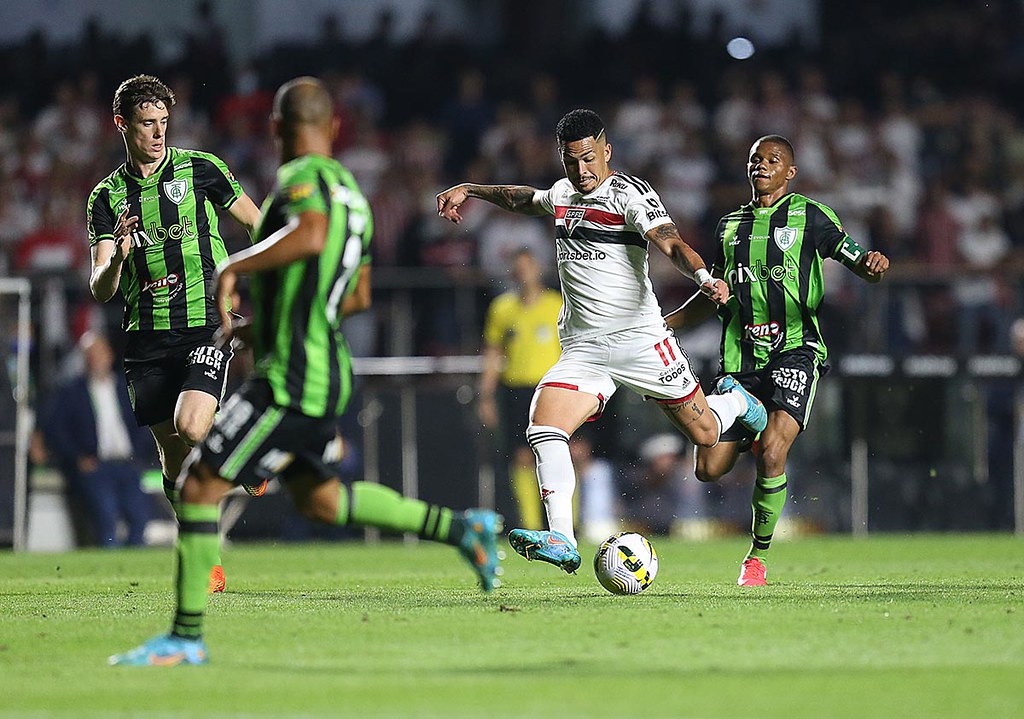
747, 473, 788, 561
336, 482, 464, 546
171, 503, 220, 640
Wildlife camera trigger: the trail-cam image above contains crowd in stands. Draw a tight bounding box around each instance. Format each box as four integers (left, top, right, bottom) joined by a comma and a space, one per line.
4, 0, 1023, 542
2, 2, 1022, 372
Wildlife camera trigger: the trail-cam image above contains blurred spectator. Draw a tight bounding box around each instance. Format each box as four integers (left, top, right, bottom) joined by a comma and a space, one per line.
622, 433, 705, 537
479, 247, 562, 528
40, 332, 154, 547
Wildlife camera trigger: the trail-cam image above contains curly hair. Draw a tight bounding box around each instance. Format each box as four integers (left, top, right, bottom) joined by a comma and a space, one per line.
112, 75, 175, 120
555, 108, 605, 145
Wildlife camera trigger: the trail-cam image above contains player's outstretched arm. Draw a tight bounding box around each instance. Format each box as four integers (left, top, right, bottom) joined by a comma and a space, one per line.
436, 183, 547, 224
227, 192, 263, 238
852, 250, 890, 284
89, 205, 137, 302
214, 210, 328, 339
646, 222, 729, 305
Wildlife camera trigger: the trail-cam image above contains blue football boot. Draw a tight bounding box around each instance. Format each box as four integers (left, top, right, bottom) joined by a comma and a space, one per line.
716, 375, 768, 433
108, 633, 209, 667
457, 509, 504, 592
508, 529, 582, 574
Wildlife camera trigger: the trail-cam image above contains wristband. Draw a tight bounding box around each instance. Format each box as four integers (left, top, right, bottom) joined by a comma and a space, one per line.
694, 268, 713, 286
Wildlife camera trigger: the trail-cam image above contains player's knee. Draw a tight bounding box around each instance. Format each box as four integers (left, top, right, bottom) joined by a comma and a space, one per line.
175, 416, 211, 448
758, 443, 788, 475
693, 461, 721, 484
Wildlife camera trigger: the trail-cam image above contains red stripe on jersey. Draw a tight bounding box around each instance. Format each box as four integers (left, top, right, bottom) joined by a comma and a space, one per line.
553, 206, 626, 226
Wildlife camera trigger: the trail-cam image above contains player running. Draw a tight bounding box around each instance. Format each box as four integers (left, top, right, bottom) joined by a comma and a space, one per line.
88, 74, 263, 591
436, 109, 767, 574
110, 77, 502, 667
666, 135, 890, 586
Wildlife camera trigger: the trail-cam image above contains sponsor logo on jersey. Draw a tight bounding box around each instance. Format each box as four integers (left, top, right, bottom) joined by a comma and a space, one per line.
163, 178, 189, 205
727, 256, 798, 285
557, 249, 607, 262
774, 226, 798, 252
610, 178, 628, 190
564, 207, 586, 235
288, 183, 315, 202
141, 273, 180, 293
131, 216, 197, 247
658, 361, 690, 384
744, 321, 784, 350
646, 209, 669, 221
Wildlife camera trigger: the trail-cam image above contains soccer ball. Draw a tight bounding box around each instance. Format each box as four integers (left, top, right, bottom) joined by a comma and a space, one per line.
593, 532, 658, 595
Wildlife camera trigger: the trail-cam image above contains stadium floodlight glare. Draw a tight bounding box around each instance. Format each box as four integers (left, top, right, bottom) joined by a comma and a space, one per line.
726, 37, 755, 60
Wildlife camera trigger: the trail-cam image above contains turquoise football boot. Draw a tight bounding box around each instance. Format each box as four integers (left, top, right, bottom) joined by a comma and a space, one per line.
508, 529, 582, 573
716, 375, 768, 433
457, 509, 504, 592
109, 633, 209, 667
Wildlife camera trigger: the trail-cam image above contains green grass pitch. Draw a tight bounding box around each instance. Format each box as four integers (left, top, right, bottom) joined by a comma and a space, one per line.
2, 534, 1022, 719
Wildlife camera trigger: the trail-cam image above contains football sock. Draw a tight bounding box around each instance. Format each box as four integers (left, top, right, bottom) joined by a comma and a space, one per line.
746, 473, 788, 560
336, 482, 463, 546
171, 503, 220, 640
705, 391, 746, 439
511, 465, 543, 529
526, 425, 577, 547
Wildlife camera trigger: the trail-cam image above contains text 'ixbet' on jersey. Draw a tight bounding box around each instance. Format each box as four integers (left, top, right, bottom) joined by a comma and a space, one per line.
713, 192, 865, 373
87, 147, 243, 332
249, 155, 372, 418
537, 173, 673, 344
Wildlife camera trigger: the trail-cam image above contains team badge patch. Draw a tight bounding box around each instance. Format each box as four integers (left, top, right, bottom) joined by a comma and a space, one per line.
564, 208, 586, 235
163, 179, 188, 205
774, 226, 798, 252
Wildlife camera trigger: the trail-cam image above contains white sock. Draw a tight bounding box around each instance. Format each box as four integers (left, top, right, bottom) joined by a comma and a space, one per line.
705, 391, 747, 441
526, 425, 577, 547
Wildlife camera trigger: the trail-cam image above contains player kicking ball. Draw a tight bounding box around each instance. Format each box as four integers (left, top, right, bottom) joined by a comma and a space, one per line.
666, 135, 890, 586
110, 78, 502, 667
436, 109, 766, 574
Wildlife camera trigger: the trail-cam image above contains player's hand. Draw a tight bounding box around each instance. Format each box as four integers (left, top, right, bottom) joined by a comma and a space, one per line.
862, 251, 890, 279
214, 267, 237, 346
436, 184, 470, 224
112, 205, 138, 261
701, 278, 730, 305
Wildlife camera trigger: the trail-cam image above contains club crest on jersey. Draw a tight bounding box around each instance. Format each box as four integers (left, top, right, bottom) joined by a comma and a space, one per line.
774, 226, 798, 252
564, 208, 586, 235
163, 179, 188, 205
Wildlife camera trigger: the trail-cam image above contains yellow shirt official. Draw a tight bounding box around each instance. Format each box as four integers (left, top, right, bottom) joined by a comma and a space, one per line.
483, 289, 563, 387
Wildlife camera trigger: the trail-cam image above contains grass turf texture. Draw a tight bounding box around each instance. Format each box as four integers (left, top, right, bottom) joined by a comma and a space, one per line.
1, 535, 1022, 719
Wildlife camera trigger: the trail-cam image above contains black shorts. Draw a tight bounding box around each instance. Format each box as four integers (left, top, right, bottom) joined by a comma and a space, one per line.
123, 327, 233, 428
718, 348, 823, 445
196, 379, 341, 487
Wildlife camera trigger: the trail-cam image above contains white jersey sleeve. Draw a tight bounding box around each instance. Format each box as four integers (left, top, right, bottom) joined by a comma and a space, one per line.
616, 174, 673, 235
534, 184, 558, 215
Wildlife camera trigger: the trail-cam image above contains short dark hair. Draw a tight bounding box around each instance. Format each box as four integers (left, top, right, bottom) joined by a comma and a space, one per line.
112, 75, 175, 120
556, 109, 605, 145
755, 134, 796, 163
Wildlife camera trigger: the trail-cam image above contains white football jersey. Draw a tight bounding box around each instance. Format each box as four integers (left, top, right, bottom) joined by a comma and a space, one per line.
537, 173, 673, 344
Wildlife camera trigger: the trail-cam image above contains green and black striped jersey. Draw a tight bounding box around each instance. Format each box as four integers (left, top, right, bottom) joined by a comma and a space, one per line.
87, 147, 243, 332
250, 154, 372, 418
712, 192, 866, 373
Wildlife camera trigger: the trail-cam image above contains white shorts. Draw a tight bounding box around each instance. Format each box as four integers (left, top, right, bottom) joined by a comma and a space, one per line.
536, 326, 700, 420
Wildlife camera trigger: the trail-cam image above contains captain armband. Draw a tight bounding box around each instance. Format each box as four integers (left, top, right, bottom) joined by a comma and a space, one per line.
837, 237, 865, 266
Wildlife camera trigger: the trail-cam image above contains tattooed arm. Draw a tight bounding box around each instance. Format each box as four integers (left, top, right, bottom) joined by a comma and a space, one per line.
436, 183, 548, 224
646, 222, 729, 305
